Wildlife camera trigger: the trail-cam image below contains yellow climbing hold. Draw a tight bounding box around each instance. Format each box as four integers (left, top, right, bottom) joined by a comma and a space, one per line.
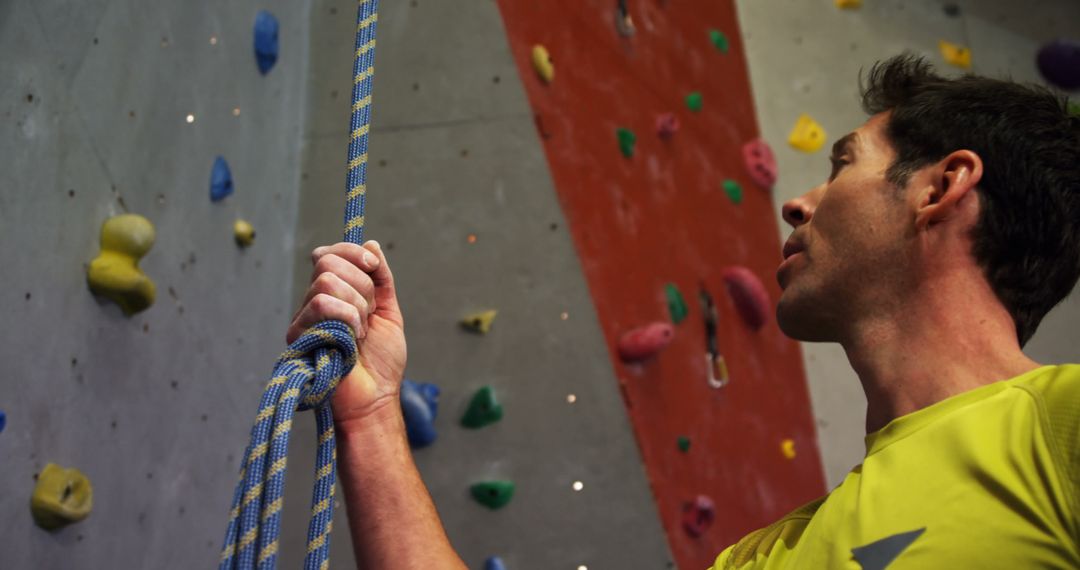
835, 0, 862, 8
234, 219, 256, 248
461, 310, 497, 334
31, 463, 93, 530
781, 439, 797, 460
532, 45, 554, 84
787, 113, 827, 153
87, 214, 156, 315
939, 40, 972, 69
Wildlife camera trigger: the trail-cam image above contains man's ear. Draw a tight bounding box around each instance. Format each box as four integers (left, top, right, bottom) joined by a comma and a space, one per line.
914, 150, 983, 230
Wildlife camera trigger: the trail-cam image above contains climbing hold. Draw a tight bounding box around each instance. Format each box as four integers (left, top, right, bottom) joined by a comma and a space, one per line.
781, 438, 797, 460
531, 45, 554, 84
708, 29, 729, 53
471, 480, 515, 510
938, 40, 971, 69
787, 113, 826, 153
834, 0, 861, 9
0, 409, 5, 433
401, 380, 440, 448
461, 310, 497, 334
1069, 100, 1080, 117
615, 0, 635, 37
682, 495, 715, 538
461, 386, 503, 429
722, 179, 743, 205
1037, 39, 1080, 90
253, 10, 279, 75
665, 283, 688, 324
742, 138, 777, 190
87, 214, 156, 315
617, 322, 675, 362
721, 266, 770, 330
616, 127, 636, 158
209, 156, 234, 202
677, 436, 691, 453
31, 463, 93, 531
685, 92, 703, 113
233, 219, 255, 248
656, 113, 680, 139
485, 557, 507, 570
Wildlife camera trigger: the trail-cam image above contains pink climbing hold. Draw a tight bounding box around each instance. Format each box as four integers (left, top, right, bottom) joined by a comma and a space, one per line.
617, 322, 675, 362
722, 266, 771, 330
742, 138, 777, 190
682, 495, 716, 538
656, 113, 680, 139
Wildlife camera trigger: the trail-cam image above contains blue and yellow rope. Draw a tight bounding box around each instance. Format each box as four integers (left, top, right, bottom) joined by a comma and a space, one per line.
220, 2, 378, 568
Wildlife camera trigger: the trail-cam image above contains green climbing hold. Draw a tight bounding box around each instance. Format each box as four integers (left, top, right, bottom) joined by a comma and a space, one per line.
1068, 100, 1079, 117
461, 386, 504, 428
471, 480, 516, 510
686, 92, 703, 113
678, 436, 691, 453
616, 128, 636, 158
723, 179, 743, 204
709, 29, 730, 53
666, 283, 688, 324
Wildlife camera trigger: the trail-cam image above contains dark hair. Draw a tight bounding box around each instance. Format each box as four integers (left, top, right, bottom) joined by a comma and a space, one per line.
860, 54, 1080, 346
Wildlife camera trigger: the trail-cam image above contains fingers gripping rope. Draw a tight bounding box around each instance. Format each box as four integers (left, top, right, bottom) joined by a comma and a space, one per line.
219, 2, 378, 569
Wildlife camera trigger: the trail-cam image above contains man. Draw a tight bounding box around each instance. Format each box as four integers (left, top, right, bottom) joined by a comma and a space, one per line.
288, 55, 1080, 568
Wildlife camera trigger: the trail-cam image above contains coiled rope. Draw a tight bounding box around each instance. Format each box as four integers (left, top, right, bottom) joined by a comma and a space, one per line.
219, 2, 379, 568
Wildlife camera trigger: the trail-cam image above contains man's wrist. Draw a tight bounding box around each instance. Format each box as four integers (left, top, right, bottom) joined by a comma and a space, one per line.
334, 398, 405, 438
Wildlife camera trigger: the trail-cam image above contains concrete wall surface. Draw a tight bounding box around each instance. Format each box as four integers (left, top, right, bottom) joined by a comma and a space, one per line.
736, 0, 1080, 488
0, 0, 310, 567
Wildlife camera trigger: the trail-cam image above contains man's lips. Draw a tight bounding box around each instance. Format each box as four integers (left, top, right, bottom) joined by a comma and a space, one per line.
782, 239, 805, 260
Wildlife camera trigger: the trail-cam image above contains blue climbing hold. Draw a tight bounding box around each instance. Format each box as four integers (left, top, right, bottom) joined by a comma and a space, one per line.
484, 556, 507, 570
0, 409, 5, 433
209, 156, 234, 202
401, 380, 440, 448
254, 10, 280, 75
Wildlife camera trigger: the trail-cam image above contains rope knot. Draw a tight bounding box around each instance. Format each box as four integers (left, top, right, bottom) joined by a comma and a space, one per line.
274, 320, 358, 411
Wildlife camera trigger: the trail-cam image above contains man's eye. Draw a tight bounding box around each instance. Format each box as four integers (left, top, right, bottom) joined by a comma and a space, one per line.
828, 158, 850, 181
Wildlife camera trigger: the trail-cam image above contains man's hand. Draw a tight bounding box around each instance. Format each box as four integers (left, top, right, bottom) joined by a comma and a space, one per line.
287, 241, 406, 429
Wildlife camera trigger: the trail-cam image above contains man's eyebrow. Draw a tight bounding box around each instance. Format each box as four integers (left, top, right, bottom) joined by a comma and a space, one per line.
830, 133, 857, 159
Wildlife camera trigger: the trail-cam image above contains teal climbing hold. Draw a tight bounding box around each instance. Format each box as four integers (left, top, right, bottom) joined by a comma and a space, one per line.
686, 92, 703, 113
461, 386, 503, 428
471, 481, 515, 510
678, 436, 691, 452
709, 29, 729, 53
722, 179, 743, 204
666, 283, 688, 324
616, 128, 636, 158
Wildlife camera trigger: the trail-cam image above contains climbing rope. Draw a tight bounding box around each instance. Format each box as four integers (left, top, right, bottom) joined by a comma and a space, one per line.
219, 2, 378, 568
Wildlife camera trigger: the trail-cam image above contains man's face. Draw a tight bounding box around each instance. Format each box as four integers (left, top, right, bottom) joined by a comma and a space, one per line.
776, 113, 916, 342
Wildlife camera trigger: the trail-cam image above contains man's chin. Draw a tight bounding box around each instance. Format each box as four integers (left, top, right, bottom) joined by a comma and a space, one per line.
776, 292, 834, 343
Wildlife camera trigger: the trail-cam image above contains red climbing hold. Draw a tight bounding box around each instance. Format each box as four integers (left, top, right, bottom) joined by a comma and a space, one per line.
722, 266, 771, 330
742, 138, 777, 190
656, 113, 679, 139
617, 322, 675, 362
682, 495, 716, 538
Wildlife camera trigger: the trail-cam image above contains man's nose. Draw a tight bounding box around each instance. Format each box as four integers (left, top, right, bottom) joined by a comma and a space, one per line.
782, 185, 824, 228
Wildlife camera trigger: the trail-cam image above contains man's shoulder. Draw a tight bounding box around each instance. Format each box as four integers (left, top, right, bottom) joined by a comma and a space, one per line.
1009, 364, 1080, 412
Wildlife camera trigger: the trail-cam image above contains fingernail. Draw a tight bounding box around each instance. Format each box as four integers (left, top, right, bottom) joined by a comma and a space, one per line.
363, 251, 378, 267
313, 246, 326, 257
368, 240, 381, 251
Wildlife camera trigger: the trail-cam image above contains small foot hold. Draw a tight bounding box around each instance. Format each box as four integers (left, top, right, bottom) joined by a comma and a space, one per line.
616, 127, 636, 158
210, 156, 234, 202
32, 463, 93, 531
938, 40, 972, 69
683, 495, 715, 537
471, 480, 515, 510
461, 310, 497, 334
234, 219, 255, 248
461, 386, 503, 429
532, 45, 554, 84
665, 283, 688, 324
781, 438, 797, 460
254, 10, 279, 75
787, 114, 826, 153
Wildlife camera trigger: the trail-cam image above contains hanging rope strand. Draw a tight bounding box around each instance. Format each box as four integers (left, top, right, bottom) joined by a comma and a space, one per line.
220, 2, 378, 568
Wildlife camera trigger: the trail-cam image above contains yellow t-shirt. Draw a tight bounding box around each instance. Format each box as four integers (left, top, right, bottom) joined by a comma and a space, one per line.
710, 364, 1080, 569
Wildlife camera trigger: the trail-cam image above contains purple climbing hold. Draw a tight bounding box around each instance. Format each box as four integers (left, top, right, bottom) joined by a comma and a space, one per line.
1037, 39, 1080, 91
401, 379, 440, 448
210, 156, 234, 202
484, 556, 507, 570
254, 10, 280, 75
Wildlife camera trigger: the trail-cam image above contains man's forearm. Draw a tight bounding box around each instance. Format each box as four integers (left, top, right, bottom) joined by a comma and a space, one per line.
335, 404, 466, 570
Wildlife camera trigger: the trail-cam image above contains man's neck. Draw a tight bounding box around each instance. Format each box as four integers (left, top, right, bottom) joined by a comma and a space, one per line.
841, 271, 1041, 434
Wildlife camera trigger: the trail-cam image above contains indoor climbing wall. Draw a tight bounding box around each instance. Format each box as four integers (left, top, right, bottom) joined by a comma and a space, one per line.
492, 2, 825, 568
0, 0, 314, 567
283, 0, 674, 568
